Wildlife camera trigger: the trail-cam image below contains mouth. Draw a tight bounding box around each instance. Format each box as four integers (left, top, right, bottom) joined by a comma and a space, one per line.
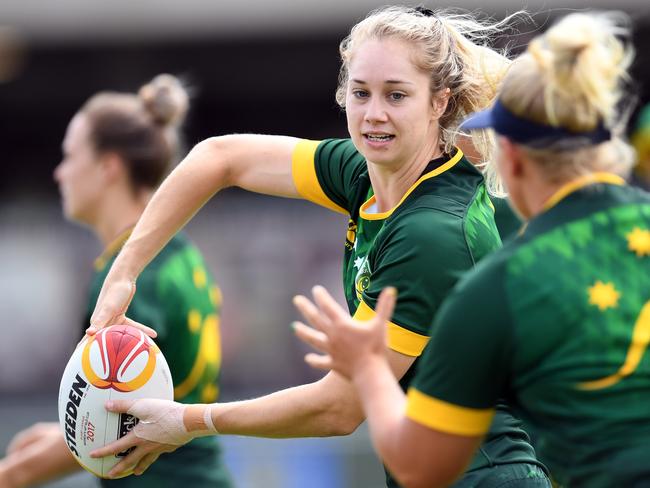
363, 133, 395, 143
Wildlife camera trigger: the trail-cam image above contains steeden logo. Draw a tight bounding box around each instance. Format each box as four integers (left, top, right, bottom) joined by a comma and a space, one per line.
81, 326, 158, 392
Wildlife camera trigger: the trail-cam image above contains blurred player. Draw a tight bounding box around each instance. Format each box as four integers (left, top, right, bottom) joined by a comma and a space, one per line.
294, 11, 649, 488
86, 6, 549, 487
0, 75, 231, 488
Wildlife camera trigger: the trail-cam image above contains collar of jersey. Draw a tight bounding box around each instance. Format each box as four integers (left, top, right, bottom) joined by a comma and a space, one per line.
359, 148, 464, 221
542, 172, 626, 211
94, 226, 135, 271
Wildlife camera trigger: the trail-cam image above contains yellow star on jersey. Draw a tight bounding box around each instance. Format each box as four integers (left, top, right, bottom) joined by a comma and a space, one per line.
588, 281, 621, 311
627, 227, 650, 257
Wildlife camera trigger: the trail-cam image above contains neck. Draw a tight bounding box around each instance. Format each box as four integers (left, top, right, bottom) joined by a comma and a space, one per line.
367, 142, 442, 213
524, 172, 625, 219
91, 188, 152, 246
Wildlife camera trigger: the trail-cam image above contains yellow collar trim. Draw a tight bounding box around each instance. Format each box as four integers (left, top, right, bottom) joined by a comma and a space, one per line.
542, 172, 626, 211
94, 227, 135, 271
360, 148, 464, 221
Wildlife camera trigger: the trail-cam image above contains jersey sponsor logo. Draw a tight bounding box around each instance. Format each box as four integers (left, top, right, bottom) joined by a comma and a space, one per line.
63, 373, 88, 457
354, 256, 371, 301
81, 328, 158, 392
345, 219, 357, 250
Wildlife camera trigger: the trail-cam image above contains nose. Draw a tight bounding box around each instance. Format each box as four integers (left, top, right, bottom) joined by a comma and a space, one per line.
364, 96, 388, 124
53, 161, 64, 183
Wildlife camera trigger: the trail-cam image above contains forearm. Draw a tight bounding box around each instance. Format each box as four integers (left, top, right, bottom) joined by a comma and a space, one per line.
208, 375, 364, 438
111, 134, 300, 281
112, 138, 231, 280
353, 356, 407, 465
0, 433, 80, 488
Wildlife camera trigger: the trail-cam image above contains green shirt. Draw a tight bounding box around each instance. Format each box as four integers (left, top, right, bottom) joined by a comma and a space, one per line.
292, 138, 542, 485
410, 178, 650, 487
86, 232, 231, 488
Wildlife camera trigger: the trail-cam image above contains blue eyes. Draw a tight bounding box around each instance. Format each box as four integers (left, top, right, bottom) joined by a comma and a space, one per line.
351, 90, 406, 102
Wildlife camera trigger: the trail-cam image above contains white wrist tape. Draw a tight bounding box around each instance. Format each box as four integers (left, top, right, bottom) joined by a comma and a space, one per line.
129, 399, 193, 445
203, 405, 217, 433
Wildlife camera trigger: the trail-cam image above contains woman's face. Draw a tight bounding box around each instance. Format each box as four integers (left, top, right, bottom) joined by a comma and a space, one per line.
53, 114, 105, 225
345, 37, 440, 169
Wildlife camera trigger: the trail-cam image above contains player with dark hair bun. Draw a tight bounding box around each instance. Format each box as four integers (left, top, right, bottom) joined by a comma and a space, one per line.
0, 75, 232, 488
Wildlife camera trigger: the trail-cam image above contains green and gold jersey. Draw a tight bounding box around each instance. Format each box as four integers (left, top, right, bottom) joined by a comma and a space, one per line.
292, 138, 542, 485
410, 175, 650, 487
492, 196, 523, 241
86, 231, 231, 488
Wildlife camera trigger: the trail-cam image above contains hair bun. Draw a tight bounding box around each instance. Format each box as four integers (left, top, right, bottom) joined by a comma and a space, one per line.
138, 74, 189, 127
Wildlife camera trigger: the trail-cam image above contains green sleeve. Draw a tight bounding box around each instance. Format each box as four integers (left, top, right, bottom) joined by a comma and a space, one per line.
313, 139, 367, 214
412, 255, 513, 410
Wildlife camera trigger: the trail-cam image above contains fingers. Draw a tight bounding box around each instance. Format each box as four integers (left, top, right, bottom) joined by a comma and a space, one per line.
86, 312, 124, 335
123, 317, 158, 338
6, 429, 40, 454
134, 452, 160, 476
86, 317, 156, 338
293, 294, 331, 333
292, 321, 329, 353
105, 399, 138, 415
106, 445, 142, 479
304, 352, 333, 371
374, 287, 397, 326
90, 431, 138, 459
312, 285, 350, 323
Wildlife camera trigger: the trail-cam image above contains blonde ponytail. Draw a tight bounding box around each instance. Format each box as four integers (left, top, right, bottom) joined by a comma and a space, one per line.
500, 12, 635, 179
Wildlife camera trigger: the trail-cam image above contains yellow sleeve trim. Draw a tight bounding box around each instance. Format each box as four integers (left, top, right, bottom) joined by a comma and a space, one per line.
406, 387, 494, 437
353, 300, 429, 357
291, 139, 348, 215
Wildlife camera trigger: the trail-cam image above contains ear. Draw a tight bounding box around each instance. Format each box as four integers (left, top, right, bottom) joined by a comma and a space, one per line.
99, 152, 127, 184
431, 88, 451, 120
99, 151, 126, 184
498, 137, 525, 179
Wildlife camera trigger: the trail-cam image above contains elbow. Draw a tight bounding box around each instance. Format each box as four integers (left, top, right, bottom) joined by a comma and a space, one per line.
390, 463, 462, 488
321, 401, 365, 437
189, 136, 235, 187
396, 473, 455, 488
322, 411, 363, 437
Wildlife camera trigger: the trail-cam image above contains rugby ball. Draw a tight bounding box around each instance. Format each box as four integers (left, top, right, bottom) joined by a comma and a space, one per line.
58, 325, 173, 478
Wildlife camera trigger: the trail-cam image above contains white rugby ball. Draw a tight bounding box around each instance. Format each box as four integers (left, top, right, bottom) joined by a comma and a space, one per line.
58, 324, 173, 478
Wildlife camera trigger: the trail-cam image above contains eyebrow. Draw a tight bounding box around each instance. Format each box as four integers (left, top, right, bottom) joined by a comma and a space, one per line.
351, 78, 415, 85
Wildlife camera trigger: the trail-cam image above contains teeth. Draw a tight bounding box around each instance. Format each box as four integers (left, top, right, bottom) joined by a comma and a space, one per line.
366, 134, 392, 141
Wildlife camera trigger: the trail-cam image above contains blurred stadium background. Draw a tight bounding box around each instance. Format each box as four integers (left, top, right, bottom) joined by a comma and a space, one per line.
1, 1, 649, 486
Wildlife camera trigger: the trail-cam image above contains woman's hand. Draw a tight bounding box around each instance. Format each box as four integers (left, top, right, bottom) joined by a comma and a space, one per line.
86, 274, 155, 337
292, 285, 396, 380
6, 422, 60, 455
90, 398, 217, 478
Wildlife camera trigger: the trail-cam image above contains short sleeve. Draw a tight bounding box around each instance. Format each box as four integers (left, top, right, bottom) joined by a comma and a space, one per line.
360, 211, 476, 356
406, 256, 513, 436
292, 138, 366, 215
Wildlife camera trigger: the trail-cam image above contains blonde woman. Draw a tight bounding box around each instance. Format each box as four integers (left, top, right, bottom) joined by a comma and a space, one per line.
294, 11, 648, 488
87, 7, 549, 487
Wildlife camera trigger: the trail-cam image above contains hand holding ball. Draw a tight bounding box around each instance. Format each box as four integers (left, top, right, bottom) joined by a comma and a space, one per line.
58, 325, 173, 478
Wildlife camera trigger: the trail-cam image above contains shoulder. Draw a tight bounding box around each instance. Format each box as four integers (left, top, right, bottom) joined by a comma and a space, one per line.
315, 138, 364, 163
